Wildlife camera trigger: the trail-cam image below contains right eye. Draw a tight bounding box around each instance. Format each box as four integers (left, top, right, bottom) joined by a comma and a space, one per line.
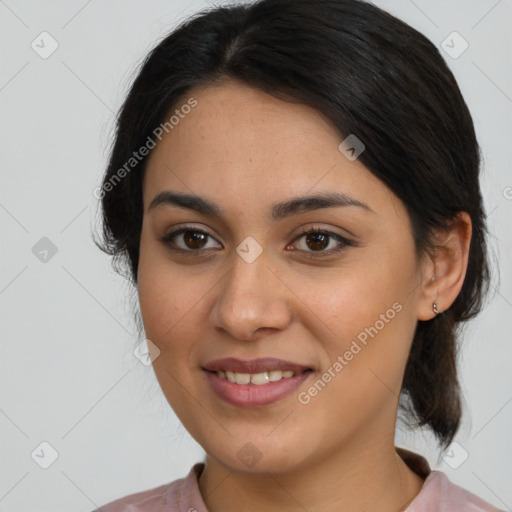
161, 227, 223, 253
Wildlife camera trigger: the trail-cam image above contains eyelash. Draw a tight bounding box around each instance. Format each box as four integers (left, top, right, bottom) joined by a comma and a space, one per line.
292, 227, 354, 258
161, 225, 354, 259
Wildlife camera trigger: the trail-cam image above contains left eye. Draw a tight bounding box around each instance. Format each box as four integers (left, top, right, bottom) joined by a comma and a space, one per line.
289, 228, 352, 255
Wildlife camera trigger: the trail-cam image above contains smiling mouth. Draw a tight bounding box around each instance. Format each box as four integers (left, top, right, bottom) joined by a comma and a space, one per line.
210, 369, 313, 385
204, 366, 314, 407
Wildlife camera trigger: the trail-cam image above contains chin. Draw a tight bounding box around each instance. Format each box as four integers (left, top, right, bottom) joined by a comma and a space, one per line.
203, 435, 311, 475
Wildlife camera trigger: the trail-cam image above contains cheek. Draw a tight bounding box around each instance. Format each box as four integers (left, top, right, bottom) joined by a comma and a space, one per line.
298, 259, 411, 345
299, 243, 418, 399
137, 236, 202, 351
138, 269, 205, 349
137, 251, 208, 420
298, 292, 414, 438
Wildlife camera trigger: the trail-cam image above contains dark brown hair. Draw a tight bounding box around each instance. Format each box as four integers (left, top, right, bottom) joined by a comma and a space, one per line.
95, 0, 491, 451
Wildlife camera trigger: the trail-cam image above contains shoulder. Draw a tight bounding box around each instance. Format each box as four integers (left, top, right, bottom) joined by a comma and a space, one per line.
92, 482, 170, 512
407, 470, 505, 511
92, 463, 206, 512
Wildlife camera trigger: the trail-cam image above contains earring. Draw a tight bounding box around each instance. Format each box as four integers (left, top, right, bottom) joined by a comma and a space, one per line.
433, 301, 439, 315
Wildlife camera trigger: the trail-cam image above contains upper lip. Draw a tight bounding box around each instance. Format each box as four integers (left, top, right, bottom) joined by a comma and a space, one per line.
202, 357, 313, 374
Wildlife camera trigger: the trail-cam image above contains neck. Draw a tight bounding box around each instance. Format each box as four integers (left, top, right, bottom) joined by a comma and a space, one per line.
198, 435, 425, 512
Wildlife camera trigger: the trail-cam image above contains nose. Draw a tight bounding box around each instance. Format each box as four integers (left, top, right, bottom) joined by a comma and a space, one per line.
208, 249, 293, 341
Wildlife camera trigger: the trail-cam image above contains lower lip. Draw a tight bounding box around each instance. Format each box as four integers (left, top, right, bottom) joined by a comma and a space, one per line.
204, 370, 313, 407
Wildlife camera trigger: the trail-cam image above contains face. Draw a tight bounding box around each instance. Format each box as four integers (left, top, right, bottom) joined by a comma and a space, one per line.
137, 79, 428, 474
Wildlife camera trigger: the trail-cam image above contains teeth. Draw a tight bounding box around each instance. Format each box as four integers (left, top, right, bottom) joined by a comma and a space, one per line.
269, 370, 282, 382
235, 372, 251, 385
216, 369, 298, 384
250, 372, 269, 385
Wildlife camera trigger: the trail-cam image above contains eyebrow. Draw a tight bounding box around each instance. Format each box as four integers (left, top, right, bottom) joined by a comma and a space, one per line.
148, 190, 374, 221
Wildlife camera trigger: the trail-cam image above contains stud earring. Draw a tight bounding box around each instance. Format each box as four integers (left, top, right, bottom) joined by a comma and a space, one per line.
433, 301, 439, 315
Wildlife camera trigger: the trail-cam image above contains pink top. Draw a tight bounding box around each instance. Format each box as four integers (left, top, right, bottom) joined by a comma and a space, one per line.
94, 448, 504, 511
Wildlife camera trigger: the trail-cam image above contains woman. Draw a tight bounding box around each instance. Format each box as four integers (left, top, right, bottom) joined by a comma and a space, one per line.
94, 0, 502, 510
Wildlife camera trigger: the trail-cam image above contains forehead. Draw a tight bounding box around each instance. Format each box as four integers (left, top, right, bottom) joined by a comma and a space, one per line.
143, 80, 402, 220
146, 81, 340, 181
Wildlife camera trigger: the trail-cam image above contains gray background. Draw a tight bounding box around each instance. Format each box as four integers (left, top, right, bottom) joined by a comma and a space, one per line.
0, 1, 510, 511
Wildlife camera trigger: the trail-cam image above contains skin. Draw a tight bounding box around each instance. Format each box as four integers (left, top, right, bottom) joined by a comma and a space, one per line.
137, 79, 472, 512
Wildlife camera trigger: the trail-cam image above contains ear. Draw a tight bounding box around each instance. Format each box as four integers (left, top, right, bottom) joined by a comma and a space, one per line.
417, 212, 472, 321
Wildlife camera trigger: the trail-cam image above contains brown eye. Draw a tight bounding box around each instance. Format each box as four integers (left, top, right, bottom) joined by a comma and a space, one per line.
304, 231, 329, 251
183, 230, 208, 249
289, 228, 354, 258
162, 228, 222, 252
